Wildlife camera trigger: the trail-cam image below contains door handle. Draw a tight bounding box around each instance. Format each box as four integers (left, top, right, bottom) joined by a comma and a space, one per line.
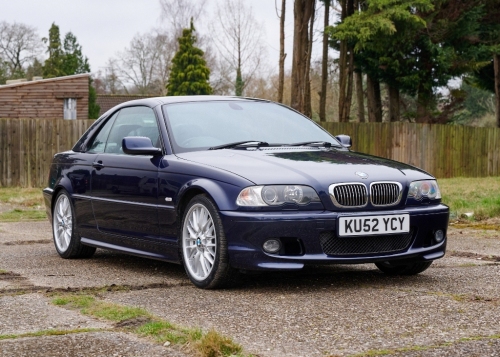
92, 161, 104, 169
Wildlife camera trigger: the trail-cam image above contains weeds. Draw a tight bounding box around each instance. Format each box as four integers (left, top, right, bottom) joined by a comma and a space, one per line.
51, 292, 246, 357
0, 328, 103, 341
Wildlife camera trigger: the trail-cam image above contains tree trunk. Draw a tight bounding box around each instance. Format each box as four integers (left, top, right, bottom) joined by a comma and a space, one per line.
291, 0, 315, 116
338, 0, 355, 123
367, 74, 382, 122
387, 84, 400, 122
416, 84, 432, 123
304, 1, 316, 118
319, 0, 330, 122
277, 0, 286, 103
494, 54, 500, 128
355, 70, 365, 122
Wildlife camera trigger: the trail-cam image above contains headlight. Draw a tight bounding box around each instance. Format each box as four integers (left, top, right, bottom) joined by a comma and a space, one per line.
407, 180, 441, 201
236, 185, 320, 206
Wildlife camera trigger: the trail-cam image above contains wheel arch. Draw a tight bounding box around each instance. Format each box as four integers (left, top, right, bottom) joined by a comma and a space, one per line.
176, 178, 240, 218
50, 177, 75, 215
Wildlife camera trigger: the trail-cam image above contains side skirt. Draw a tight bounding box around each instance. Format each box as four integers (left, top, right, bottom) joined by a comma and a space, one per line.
80, 237, 180, 264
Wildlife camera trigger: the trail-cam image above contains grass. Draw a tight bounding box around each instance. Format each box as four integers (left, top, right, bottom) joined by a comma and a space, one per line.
0, 187, 46, 222
52, 295, 151, 322
0, 187, 44, 207
438, 177, 500, 221
0, 328, 104, 341
0, 208, 46, 222
51, 293, 245, 357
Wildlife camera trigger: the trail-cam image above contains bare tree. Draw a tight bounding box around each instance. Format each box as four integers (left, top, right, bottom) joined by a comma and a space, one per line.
276, 0, 287, 103
0, 21, 42, 77
95, 59, 127, 94
291, 0, 316, 116
319, 0, 330, 122
338, 0, 355, 122
212, 0, 267, 96
114, 30, 175, 95
495, 54, 500, 128
159, 0, 209, 36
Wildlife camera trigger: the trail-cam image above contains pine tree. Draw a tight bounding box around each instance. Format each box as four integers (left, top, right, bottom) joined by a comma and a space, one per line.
88, 77, 101, 119
62, 32, 90, 75
42, 23, 64, 78
167, 20, 212, 96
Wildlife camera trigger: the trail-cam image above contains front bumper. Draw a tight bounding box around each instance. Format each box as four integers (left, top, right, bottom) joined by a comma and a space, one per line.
220, 204, 449, 271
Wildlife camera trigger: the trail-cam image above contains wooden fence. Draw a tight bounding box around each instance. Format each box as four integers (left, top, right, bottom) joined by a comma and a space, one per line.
321, 122, 500, 179
0, 118, 94, 187
0, 119, 499, 187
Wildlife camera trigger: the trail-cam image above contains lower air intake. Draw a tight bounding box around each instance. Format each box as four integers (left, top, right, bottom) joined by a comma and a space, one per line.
319, 229, 414, 256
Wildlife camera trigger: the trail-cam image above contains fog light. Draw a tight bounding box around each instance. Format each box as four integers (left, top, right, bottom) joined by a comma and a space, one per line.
263, 239, 281, 253
434, 230, 445, 243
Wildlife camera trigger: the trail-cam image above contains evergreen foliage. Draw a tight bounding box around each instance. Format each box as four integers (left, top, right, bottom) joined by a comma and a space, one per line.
62, 32, 90, 75
43, 24, 90, 78
167, 20, 212, 96
88, 77, 101, 119
41, 23, 98, 119
328, 0, 499, 123
42, 23, 64, 78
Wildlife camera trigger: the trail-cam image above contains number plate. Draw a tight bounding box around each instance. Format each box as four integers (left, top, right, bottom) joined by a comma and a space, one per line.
338, 214, 410, 237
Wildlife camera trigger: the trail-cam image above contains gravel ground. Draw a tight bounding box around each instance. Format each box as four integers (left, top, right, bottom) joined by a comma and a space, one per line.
0, 332, 185, 357
0, 220, 499, 357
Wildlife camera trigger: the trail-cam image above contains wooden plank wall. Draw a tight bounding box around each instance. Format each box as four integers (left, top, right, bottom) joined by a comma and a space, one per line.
0, 120, 499, 187
322, 122, 500, 179
0, 118, 94, 187
0, 75, 89, 119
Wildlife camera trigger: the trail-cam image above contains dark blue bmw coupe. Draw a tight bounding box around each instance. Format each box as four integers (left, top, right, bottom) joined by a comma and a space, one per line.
43, 96, 449, 289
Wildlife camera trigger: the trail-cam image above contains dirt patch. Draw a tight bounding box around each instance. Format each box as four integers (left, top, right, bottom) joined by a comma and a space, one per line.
2, 239, 52, 246
114, 316, 152, 328
449, 217, 500, 231
451, 251, 500, 262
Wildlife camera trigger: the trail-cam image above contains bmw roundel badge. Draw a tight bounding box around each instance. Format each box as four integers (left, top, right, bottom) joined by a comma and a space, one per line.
355, 171, 369, 179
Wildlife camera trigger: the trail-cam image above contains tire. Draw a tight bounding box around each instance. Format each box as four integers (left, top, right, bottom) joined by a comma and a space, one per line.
180, 194, 237, 289
375, 261, 432, 275
52, 190, 96, 259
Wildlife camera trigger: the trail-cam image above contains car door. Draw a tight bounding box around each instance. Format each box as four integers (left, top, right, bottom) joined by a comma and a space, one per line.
90, 106, 162, 249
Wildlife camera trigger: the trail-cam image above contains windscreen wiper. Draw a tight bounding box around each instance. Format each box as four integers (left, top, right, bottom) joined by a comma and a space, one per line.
209, 141, 269, 150
287, 141, 336, 148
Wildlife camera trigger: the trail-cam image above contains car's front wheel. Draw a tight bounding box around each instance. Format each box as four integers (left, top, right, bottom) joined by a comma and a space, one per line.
180, 194, 236, 289
52, 190, 96, 259
375, 261, 432, 275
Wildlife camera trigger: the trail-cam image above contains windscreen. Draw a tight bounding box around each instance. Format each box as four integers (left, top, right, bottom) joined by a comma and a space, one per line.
162, 101, 339, 153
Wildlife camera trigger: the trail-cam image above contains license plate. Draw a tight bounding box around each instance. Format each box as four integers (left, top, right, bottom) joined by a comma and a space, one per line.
338, 214, 409, 237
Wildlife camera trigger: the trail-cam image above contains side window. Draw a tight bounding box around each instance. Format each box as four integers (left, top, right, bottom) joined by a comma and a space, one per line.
104, 106, 160, 155
86, 112, 118, 153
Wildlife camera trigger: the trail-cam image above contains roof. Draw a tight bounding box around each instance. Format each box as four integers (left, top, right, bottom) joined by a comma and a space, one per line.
0, 73, 90, 89
97, 95, 271, 118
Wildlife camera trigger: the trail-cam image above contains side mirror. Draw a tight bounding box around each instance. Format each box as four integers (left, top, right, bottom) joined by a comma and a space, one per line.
122, 137, 162, 156
335, 134, 352, 148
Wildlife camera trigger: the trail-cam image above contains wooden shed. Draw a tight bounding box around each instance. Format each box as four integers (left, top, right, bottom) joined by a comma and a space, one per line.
0, 74, 89, 119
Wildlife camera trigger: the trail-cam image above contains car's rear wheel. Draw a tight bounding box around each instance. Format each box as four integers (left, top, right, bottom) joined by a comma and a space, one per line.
52, 190, 96, 259
180, 194, 236, 289
375, 261, 432, 275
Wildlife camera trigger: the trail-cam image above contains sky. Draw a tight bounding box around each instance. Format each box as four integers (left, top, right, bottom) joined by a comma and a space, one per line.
1, 0, 330, 76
